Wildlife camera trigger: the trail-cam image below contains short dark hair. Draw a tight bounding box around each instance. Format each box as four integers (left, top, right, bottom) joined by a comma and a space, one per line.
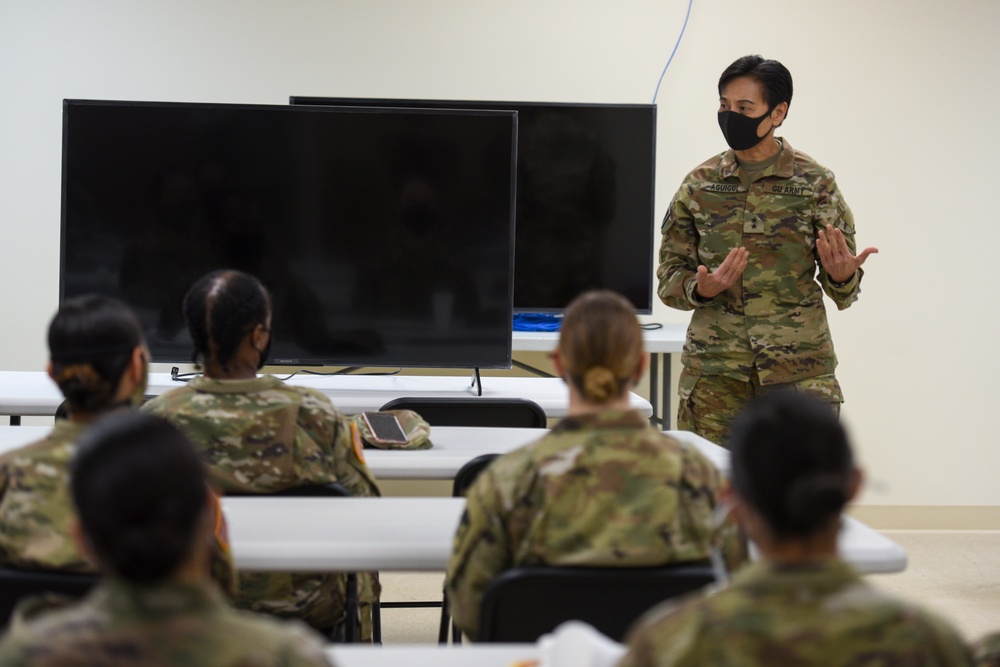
72, 412, 207, 584
47, 295, 145, 414
728, 391, 853, 540
183, 269, 271, 370
718, 55, 793, 112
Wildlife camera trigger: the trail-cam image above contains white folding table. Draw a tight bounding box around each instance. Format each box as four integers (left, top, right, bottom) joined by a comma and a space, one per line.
220, 496, 907, 575
0, 370, 652, 423
327, 644, 539, 667
0, 424, 728, 479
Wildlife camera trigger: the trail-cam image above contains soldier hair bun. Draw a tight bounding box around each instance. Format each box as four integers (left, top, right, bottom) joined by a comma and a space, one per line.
53, 364, 116, 413
582, 365, 621, 404
784, 473, 849, 534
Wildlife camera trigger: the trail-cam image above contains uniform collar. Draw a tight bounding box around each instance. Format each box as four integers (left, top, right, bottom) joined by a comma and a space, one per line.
734, 557, 859, 595
551, 408, 651, 433
187, 374, 282, 394
719, 137, 796, 180
98, 578, 226, 619
49, 418, 88, 441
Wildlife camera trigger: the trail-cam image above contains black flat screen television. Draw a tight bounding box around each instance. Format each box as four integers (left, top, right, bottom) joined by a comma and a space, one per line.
61, 100, 517, 368
291, 97, 656, 314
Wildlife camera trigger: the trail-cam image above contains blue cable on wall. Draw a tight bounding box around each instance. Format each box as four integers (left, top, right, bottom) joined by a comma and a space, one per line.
652, 0, 694, 105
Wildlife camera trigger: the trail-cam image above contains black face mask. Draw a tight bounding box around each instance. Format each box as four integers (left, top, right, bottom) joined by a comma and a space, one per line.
718, 108, 773, 151
257, 332, 272, 370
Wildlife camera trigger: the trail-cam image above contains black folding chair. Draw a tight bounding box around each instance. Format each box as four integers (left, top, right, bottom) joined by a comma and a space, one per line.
0, 567, 99, 629
379, 397, 547, 428
228, 482, 363, 643
477, 563, 718, 643
438, 453, 501, 644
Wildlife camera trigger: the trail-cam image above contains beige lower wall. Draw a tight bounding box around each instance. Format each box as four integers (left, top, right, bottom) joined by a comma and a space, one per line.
847, 506, 1000, 531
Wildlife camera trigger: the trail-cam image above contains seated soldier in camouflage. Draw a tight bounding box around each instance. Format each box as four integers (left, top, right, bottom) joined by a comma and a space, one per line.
619, 391, 973, 667
445, 289, 739, 641
0, 412, 332, 667
0, 295, 233, 590
142, 269, 380, 640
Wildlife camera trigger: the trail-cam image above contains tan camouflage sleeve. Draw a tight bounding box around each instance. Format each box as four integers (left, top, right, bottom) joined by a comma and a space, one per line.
657, 183, 707, 311
444, 470, 513, 641
813, 173, 864, 311
678, 446, 748, 572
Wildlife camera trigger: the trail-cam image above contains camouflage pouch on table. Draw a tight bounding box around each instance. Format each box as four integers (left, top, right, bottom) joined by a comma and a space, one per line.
351, 410, 432, 450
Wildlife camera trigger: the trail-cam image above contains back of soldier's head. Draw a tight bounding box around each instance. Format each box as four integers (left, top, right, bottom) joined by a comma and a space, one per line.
728, 391, 853, 540
182, 269, 271, 371
557, 289, 644, 404
72, 412, 208, 585
48, 294, 145, 414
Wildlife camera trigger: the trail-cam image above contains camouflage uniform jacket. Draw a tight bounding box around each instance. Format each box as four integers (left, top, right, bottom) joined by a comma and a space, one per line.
658, 139, 863, 385
620, 559, 974, 667
445, 409, 728, 641
0, 418, 238, 594
141, 375, 380, 636
0, 579, 332, 666
0, 419, 88, 571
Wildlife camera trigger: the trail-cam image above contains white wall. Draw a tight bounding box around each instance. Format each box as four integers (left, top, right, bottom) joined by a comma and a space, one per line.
1, 0, 998, 507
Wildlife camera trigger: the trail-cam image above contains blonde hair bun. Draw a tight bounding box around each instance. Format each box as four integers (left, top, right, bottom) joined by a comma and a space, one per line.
582, 365, 619, 404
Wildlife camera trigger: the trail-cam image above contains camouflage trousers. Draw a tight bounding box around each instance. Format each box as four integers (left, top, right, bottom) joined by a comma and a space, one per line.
677, 368, 843, 447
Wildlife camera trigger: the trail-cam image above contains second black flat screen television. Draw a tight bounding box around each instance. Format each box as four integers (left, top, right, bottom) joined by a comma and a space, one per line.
291, 97, 656, 313
61, 100, 517, 368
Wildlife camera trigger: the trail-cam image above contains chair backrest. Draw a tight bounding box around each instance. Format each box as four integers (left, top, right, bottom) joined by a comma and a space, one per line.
452, 453, 500, 497
478, 563, 718, 643
379, 397, 547, 429
0, 567, 100, 629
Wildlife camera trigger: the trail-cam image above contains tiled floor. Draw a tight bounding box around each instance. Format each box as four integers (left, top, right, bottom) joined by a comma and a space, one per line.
376, 531, 1000, 645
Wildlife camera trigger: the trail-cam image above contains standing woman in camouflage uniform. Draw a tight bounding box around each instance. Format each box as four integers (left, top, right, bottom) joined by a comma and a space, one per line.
445, 290, 736, 641
620, 392, 972, 666
659, 55, 879, 445
142, 269, 380, 640
0, 295, 232, 592
0, 412, 332, 667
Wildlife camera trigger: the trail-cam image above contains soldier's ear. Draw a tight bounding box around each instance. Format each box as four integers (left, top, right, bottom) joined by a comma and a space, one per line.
771, 101, 789, 128
46, 361, 55, 382
632, 352, 650, 386
69, 519, 100, 569
251, 323, 270, 353
128, 346, 147, 382
550, 350, 566, 379
846, 467, 864, 503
